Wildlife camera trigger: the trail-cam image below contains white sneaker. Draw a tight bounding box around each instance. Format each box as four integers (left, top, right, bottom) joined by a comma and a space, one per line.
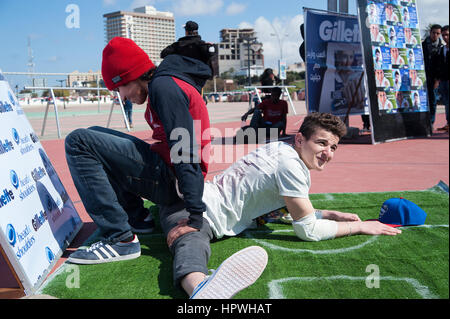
190, 246, 268, 299
280, 213, 294, 224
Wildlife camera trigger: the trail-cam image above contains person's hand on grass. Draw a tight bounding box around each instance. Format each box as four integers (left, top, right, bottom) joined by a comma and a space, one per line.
323, 210, 361, 222
358, 221, 402, 236
167, 218, 199, 248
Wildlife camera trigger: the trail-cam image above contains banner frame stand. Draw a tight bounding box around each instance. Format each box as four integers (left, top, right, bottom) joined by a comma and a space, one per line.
0, 244, 25, 299
0, 220, 83, 297
107, 91, 130, 131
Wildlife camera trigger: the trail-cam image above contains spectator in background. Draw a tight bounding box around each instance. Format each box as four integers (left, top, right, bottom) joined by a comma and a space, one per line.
422, 24, 444, 127
361, 114, 371, 132
241, 87, 288, 137
160, 20, 217, 77
123, 96, 133, 128
259, 68, 281, 100
436, 25, 449, 132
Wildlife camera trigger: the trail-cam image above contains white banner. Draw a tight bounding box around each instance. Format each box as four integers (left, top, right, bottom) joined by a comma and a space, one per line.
0, 71, 82, 295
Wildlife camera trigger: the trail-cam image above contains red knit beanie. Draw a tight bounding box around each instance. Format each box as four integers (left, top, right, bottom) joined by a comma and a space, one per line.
102, 37, 155, 91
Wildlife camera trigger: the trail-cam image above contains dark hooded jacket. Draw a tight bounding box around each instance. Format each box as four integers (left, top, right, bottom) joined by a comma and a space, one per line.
145, 54, 211, 229
160, 35, 215, 71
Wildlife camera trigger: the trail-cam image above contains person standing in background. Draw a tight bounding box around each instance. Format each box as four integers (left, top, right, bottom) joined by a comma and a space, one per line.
422, 24, 444, 128
436, 25, 449, 132
123, 96, 133, 128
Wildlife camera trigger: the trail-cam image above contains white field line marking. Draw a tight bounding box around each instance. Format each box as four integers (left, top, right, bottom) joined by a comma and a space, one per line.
268, 275, 440, 299
244, 229, 379, 254
244, 225, 448, 255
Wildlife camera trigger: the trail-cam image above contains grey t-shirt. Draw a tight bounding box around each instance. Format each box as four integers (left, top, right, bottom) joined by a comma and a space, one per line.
203, 142, 311, 238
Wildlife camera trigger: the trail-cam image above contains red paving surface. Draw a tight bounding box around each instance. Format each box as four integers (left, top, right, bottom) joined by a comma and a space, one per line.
16, 101, 450, 284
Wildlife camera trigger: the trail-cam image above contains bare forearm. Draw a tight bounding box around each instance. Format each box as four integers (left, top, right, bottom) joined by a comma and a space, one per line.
335, 221, 401, 238
335, 221, 361, 238
319, 210, 360, 222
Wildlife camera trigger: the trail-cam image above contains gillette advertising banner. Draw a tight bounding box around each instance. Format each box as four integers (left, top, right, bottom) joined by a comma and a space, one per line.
0, 71, 82, 295
304, 8, 368, 116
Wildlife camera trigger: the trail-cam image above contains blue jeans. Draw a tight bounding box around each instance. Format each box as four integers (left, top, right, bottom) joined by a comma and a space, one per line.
124, 108, 132, 124
65, 126, 180, 243
249, 108, 285, 135
426, 79, 437, 124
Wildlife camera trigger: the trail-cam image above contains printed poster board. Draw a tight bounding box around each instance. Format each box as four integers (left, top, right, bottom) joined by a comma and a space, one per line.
0, 71, 82, 296
357, 0, 431, 143
304, 8, 368, 117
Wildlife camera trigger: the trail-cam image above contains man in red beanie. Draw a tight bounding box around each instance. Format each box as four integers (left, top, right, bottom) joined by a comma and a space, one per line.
65, 37, 212, 264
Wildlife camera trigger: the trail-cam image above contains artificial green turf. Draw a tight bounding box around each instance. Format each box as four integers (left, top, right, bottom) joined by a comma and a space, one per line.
41, 185, 449, 299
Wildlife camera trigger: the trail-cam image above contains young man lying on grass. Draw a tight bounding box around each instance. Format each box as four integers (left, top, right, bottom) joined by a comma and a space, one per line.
163, 112, 401, 299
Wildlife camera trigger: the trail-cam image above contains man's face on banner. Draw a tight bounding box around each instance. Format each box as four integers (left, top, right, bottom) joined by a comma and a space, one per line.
370, 24, 380, 38
375, 49, 381, 61
404, 28, 412, 40
386, 4, 394, 18
335, 50, 354, 69
375, 69, 384, 82
378, 90, 387, 105
391, 48, 399, 60
414, 93, 420, 106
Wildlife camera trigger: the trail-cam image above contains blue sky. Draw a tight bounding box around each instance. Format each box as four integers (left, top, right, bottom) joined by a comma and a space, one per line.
0, 0, 447, 89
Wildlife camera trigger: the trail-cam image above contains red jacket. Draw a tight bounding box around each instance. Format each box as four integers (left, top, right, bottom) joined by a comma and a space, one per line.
144, 54, 211, 229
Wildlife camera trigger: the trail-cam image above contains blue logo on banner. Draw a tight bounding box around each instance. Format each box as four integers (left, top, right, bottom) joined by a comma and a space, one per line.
10, 170, 19, 189
12, 128, 20, 144
6, 224, 16, 247
45, 247, 55, 263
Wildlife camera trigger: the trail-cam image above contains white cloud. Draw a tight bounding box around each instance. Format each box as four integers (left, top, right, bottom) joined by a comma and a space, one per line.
226, 2, 247, 15
47, 56, 62, 63
172, 0, 223, 16
416, 0, 449, 35
240, 14, 304, 69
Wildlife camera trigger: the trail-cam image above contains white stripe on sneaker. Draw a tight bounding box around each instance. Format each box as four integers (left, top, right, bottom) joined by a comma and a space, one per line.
99, 247, 113, 259
105, 244, 119, 257
93, 250, 104, 260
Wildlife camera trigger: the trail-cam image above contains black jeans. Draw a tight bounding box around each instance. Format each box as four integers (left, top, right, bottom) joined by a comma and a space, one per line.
65, 126, 180, 243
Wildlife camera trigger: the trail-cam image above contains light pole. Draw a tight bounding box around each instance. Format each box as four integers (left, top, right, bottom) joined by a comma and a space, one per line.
270, 23, 289, 85
242, 37, 261, 86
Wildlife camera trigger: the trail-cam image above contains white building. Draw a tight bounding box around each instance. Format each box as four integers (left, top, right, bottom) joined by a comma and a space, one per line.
104, 6, 176, 65
218, 28, 264, 77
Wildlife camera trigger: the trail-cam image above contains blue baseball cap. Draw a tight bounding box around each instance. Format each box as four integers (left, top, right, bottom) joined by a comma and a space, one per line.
379, 197, 427, 227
